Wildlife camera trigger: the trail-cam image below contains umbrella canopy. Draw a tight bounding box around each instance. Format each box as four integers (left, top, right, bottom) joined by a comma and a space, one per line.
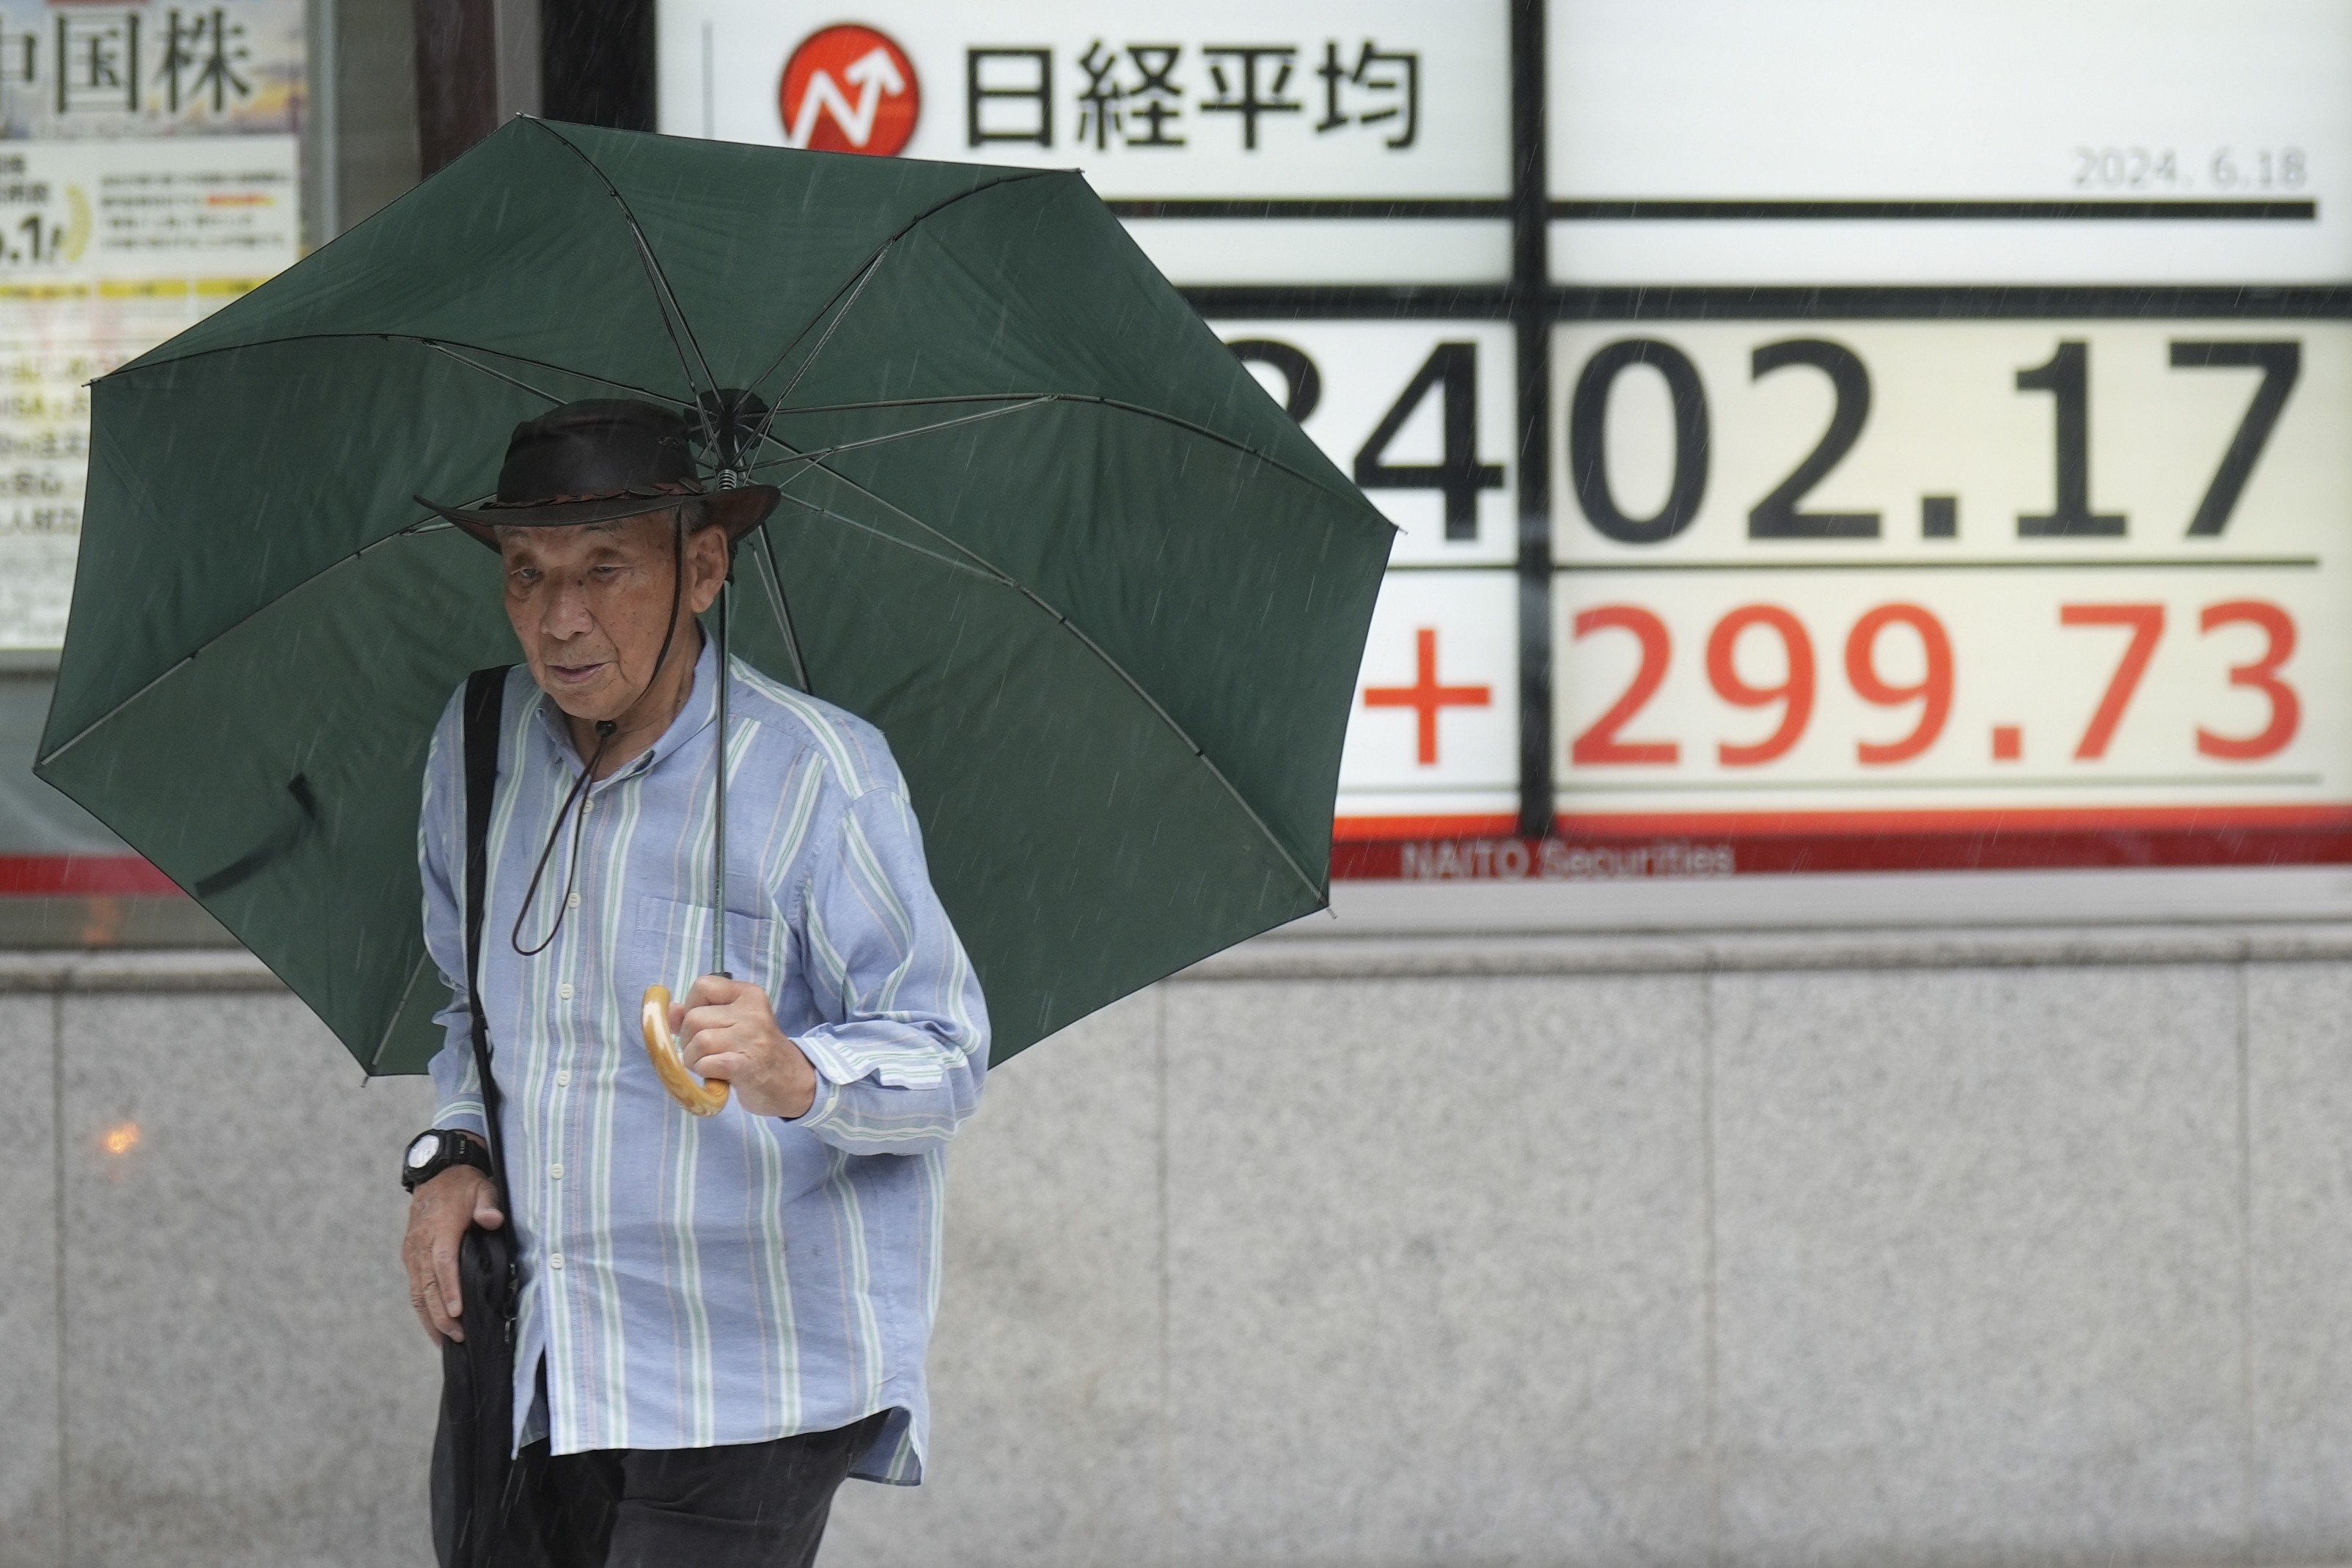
35, 119, 1390, 1072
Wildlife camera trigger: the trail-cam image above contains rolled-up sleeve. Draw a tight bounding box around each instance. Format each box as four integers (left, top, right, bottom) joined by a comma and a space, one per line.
417, 689, 488, 1141
790, 784, 988, 1155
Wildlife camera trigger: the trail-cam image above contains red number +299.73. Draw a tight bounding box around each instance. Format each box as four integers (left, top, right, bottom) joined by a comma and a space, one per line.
1570, 600, 2298, 767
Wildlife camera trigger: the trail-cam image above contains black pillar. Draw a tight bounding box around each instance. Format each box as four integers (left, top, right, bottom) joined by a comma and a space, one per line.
413, 0, 496, 175
541, 0, 653, 130
1510, 0, 1553, 841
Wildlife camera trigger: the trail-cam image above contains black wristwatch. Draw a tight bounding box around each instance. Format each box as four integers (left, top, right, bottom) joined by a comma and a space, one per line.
401, 1127, 491, 1193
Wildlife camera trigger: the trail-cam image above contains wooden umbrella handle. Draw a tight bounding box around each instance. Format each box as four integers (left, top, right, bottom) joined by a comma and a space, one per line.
640, 984, 730, 1116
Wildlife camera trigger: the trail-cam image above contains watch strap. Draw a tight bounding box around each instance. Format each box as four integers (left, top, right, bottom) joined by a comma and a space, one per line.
403, 1127, 491, 1192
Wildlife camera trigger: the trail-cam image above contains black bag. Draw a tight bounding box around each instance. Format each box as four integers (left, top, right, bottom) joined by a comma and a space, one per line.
429, 666, 555, 1567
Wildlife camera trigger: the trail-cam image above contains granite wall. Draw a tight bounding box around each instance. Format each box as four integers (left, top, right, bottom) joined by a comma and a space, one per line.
5, 926, 2352, 1567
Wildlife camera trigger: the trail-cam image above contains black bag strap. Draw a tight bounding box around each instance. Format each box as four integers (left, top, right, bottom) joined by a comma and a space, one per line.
460, 666, 513, 1199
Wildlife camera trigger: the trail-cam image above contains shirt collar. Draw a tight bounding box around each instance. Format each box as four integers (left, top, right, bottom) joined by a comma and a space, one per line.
529, 630, 721, 786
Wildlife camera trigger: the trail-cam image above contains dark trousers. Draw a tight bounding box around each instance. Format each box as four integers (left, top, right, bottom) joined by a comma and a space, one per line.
521, 1413, 888, 1568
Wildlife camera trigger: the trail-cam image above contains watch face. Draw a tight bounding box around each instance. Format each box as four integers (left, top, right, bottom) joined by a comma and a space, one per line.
405, 1133, 440, 1169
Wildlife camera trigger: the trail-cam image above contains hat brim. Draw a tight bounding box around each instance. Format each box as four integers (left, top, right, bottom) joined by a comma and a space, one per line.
419, 484, 780, 551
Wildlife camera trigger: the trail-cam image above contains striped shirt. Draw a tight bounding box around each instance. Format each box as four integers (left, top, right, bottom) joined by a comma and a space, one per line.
418, 635, 988, 1482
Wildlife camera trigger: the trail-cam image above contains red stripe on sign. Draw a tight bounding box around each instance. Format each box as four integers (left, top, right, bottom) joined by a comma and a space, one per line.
1334, 813, 1521, 841
1332, 814, 2352, 881
0, 855, 182, 896
1703, 826, 2352, 875
1551, 803, 2352, 837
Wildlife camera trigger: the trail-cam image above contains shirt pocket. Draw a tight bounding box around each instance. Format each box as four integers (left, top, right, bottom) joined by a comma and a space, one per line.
634, 894, 784, 993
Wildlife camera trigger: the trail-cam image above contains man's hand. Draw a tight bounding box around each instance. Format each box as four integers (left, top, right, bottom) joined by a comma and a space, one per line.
402, 1163, 503, 1346
672, 973, 819, 1119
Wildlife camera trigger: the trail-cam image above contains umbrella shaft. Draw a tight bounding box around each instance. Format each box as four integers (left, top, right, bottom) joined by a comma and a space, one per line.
712, 578, 730, 981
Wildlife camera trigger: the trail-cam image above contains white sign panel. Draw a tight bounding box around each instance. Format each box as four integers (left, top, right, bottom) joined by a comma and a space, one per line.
1551, 320, 2352, 833
1117, 218, 1505, 289
662, 0, 1507, 195
658, 0, 1512, 284
1549, 0, 2352, 284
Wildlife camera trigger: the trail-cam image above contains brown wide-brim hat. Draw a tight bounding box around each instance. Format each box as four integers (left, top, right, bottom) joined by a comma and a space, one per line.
418, 397, 780, 549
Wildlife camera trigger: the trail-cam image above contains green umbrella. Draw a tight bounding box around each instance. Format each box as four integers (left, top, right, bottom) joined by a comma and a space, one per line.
34, 118, 1389, 1073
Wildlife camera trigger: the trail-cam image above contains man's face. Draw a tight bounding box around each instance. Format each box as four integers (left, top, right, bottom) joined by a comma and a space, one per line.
497, 511, 730, 723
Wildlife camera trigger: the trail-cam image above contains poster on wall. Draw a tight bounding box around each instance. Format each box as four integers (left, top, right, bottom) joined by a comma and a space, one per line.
0, 0, 303, 650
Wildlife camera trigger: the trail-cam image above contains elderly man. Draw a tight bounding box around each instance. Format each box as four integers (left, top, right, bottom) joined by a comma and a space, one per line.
396, 399, 988, 1566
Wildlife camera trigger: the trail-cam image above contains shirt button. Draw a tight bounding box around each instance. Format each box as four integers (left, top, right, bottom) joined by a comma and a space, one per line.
557, 982, 573, 1001
566, 892, 580, 909
548, 1163, 564, 1179
548, 1252, 565, 1270
556, 1070, 571, 1088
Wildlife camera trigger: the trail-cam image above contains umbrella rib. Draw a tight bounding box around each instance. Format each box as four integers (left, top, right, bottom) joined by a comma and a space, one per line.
740, 172, 1059, 452
749, 527, 812, 689
421, 341, 569, 406
763, 393, 1034, 417
769, 491, 1009, 586
744, 399, 1054, 478
367, 952, 433, 1075
37, 515, 442, 768
106, 329, 697, 411
769, 451, 1326, 905
43, 397, 1050, 769
756, 423, 1028, 586
526, 119, 721, 441
760, 251, 883, 422
755, 391, 1372, 514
